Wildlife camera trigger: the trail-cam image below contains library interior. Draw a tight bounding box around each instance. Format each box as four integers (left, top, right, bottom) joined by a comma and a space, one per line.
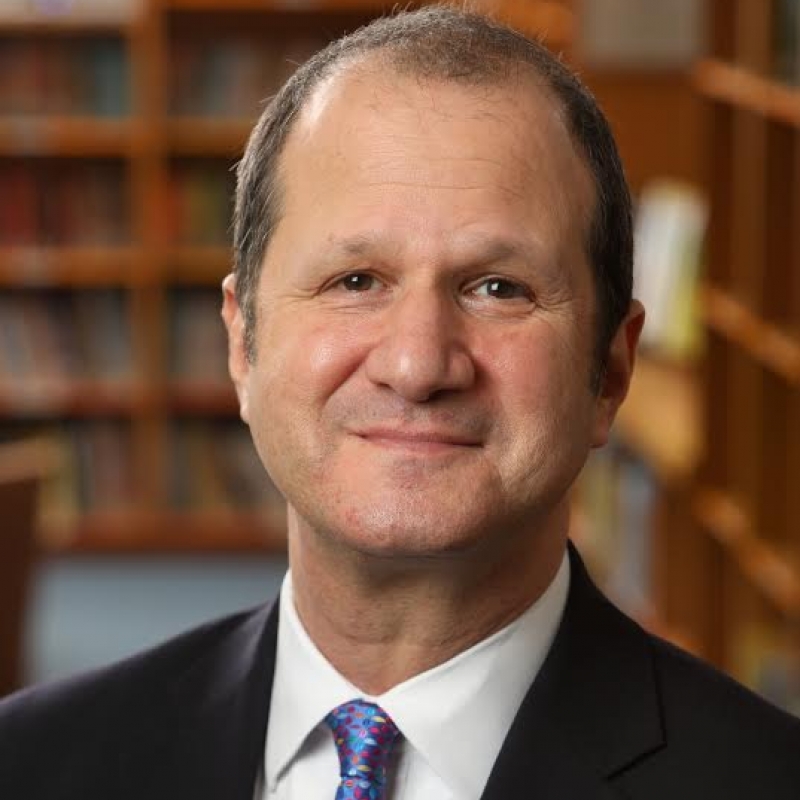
0, 0, 798, 717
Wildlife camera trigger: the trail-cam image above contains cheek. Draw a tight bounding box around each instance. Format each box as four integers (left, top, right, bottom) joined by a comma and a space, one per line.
246, 318, 368, 492
484, 324, 595, 438
484, 324, 570, 394
257, 316, 366, 404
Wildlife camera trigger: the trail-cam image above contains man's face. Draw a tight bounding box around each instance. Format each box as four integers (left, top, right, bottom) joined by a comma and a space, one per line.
225, 66, 632, 559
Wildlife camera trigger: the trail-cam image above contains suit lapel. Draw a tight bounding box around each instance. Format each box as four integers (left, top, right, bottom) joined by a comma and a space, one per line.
481, 544, 665, 799
126, 601, 280, 800
119, 544, 664, 800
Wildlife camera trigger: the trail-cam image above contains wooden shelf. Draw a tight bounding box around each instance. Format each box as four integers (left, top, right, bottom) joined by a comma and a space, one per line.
0, 118, 142, 157
43, 509, 286, 554
494, 0, 573, 48
166, 381, 238, 415
693, 59, 800, 129
164, 245, 232, 283
700, 284, 800, 385
164, 0, 383, 10
163, 0, 574, 44
0, 247, 145, 286
0, 14, 137, 35
694, 488, 800, 619
0, 382, 153, 418
614, 354, 701, 483
165, 118, 251, 156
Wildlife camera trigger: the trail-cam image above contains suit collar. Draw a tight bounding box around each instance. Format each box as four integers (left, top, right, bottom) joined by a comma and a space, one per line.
481, 543, 665, 799
121, 543, 664, 800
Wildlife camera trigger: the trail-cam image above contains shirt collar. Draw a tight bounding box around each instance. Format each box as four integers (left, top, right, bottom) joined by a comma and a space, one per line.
265, 570, 361, 791
266, 551, 570, 798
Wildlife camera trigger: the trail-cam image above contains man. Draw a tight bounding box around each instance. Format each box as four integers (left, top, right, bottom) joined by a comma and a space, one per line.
1, 6, 799, 799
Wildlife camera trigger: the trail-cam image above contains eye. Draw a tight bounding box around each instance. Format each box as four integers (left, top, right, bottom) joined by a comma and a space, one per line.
336, 272, 377, 292
472, 277, 531, 301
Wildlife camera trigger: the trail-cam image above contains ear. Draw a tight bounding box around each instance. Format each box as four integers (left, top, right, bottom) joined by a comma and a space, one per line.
591, 299, 645, 448
221, 273, 251, 423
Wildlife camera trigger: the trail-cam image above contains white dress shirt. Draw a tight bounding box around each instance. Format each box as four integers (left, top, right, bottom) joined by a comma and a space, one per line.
256, 552, 570, 800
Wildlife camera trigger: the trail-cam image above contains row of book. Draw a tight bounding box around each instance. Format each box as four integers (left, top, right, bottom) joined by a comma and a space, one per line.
774, 0, 800, 85
573, 439, 657, 616
574, 438, 800, 718
4, 418, 282, 522
0, 160, 238, 247
164, 161, 234, 246
0, 161, 128, 246
736, 620, 800, 718
169, 420, 284, 513
0, 37, 128, 117
11, 419, 137, 524
0, 288, 236, 386
0, 0, 140, 23
170, 36, 324, 118
169, 287, 229, 382
0, 289, 132, 383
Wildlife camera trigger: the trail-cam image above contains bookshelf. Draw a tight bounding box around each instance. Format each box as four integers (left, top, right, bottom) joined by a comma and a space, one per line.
0, 0, 574, 554
687, 0, 800, 712
575, 0, 800, 716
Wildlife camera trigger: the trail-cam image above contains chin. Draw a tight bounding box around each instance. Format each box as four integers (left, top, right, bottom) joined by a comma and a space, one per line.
320, 502, 508, 562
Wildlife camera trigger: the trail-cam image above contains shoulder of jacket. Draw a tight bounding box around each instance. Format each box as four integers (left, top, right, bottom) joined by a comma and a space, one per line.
0, 601, 272, 738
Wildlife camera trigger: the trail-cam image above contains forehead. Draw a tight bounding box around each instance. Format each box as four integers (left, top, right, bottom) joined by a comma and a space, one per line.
274, 61, 594, 262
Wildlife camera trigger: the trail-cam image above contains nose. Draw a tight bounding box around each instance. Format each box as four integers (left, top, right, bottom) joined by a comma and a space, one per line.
364, 290, 476, 402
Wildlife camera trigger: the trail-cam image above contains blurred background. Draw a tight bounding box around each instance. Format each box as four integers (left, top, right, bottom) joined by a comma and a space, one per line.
0, 0, 798, 716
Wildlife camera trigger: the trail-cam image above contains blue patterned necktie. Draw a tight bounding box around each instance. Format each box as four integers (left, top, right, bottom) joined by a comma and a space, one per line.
325, 699, 401, 800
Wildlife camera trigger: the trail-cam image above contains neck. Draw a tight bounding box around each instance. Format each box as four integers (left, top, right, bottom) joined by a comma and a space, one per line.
288, 507, 569, 695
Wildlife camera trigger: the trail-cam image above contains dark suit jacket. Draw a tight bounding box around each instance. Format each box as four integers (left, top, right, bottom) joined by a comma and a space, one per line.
2, 544, 799, 799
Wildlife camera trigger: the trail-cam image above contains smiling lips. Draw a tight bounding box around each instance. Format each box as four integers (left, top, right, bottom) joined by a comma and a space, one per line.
355, 427, 482, 453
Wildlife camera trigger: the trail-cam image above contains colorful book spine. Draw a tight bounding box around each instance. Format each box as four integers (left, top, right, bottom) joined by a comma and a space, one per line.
0, 37, 128, 117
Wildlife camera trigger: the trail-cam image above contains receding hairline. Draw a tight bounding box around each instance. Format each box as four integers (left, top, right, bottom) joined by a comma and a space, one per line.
267, 51, 597, 263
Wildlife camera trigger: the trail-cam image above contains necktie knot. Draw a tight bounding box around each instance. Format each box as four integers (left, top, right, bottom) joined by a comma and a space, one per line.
325, 699, 401, 800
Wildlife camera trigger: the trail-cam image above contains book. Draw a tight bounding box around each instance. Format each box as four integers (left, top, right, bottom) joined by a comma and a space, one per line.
169, 420, 284, 516
0, 160, 127, 246
167, 161, 233, 246
169, 35, 325, 118
734, 620, 800, 717
0, 289, 132, 385
0, 36, 128, 116
215, 422, 284, 513
605, 455, 657, 615
633, 179, 708, 360
73, 289, 132, 380
0, 419, 133, 525
169, 288, 229, 383
74, 418, 134, 512
0, 1, 141, 24
573, 439, 658, 615
0, 166, 38, 245
66, 419, 132, 511
774, 0, 800, 85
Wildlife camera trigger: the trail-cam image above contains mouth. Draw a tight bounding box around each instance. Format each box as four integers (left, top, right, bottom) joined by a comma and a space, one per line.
354, 428, 482, 453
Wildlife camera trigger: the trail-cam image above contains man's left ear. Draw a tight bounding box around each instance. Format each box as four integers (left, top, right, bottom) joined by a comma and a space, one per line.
591, 299, 645, 448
